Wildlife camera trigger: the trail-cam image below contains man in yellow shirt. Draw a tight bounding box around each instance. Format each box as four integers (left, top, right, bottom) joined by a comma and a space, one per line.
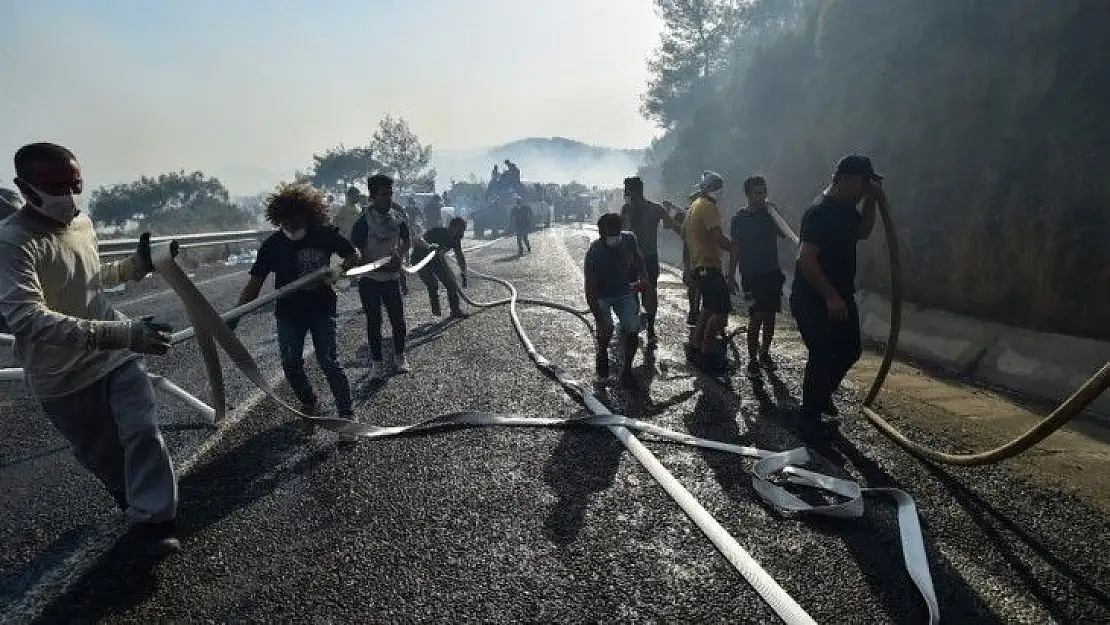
683, 171, 733, 373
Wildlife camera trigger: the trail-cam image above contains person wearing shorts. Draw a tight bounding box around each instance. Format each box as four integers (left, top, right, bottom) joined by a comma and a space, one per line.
728, 175, 789, 376
584, 212, 649, 388
683, 171, 733, 374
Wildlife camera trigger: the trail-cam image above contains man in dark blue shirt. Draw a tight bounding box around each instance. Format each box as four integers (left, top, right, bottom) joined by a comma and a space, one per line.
411, 217, 469, 319
584, 212, 649, 388
790, 155, 884, 438
728, 176, 789, 377
233, 183, 360, 438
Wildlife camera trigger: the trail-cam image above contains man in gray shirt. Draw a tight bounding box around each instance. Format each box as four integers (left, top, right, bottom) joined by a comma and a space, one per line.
0, 143, 180, 555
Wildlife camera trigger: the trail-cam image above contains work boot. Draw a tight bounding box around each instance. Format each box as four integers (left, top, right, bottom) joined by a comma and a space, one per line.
430, 297, 442, 317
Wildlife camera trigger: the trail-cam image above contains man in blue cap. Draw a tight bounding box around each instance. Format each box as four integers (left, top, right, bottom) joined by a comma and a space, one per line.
790, 155, 886, 438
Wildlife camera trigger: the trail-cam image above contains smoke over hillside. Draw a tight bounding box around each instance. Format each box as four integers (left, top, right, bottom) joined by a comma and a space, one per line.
433, 137, 647, 187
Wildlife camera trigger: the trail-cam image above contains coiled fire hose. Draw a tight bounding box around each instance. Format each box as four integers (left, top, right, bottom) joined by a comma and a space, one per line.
767, 203, 1110, 467
150, 236, 939, 624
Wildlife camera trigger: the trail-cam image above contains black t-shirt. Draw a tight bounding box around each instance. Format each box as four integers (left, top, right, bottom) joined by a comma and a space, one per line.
730, 208, 783, 277
511, 204, 532, 227
250, 225, 356, 318
413, 226, 462, 263
423, 226, 462, 251
791, 195, 862, 303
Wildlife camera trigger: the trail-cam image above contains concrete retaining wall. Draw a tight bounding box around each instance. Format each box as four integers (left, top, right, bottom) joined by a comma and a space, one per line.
859, 291, 1110, 418
646, 226, 1110, 418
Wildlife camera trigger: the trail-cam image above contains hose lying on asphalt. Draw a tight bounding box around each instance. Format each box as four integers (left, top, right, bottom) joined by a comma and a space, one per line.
153, 237, 939, 625
768, 204, 1110, 467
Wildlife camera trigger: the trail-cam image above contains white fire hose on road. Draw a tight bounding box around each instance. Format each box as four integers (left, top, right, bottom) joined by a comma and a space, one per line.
147, 235, 939, 624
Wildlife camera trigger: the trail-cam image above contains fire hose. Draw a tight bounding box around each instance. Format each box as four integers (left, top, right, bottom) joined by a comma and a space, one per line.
766, 203, 1110, 467
151, 237, 940, 624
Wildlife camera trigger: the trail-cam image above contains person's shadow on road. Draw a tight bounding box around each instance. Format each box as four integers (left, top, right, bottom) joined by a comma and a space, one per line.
541, 417, 624, 547
31, 417, 337, 623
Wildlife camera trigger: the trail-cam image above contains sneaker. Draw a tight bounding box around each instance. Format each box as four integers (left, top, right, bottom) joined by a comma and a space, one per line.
759, 352, 777, 371
595, 351, 610, 380
430, 298, 442, 317
369, 360, 387, 381
449, 309, 470, 320
395, 353, 411, 373
130, 521, 181, 557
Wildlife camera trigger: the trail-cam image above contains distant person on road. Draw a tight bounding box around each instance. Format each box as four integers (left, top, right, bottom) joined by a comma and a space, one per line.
412, 216, 469, 319
584, 212, 649, 388
334, 186, 363, 242
683, 171, 733, 374
352, 174, 412, 381
510, 196, 533, 254
231, 183, 360, 440
791, 155, 882, 438
423, 194, 444, 230
404, 197, 421, 231
728, 175, 789, 377
0, 143, 180, 556
620, 176, 681, 348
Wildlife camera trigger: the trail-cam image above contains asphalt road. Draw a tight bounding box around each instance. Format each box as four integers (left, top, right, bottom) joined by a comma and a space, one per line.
2, 225, 1108, 624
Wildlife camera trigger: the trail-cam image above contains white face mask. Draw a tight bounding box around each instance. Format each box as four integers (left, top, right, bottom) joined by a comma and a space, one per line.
604, 235, 622, 247
20, 181, 83, 224
282, 227, 306, 241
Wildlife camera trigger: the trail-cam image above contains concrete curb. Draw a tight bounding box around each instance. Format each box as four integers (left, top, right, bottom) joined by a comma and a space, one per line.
859, 291, 1110, 418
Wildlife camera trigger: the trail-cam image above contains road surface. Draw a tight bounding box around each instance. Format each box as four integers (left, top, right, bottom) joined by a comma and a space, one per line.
1, 225, 1108, 624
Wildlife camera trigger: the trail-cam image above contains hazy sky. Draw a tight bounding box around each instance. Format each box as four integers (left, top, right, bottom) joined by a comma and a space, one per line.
1, 0, 663, 195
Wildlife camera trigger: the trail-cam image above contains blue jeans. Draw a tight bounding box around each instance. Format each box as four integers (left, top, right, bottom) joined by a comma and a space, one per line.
598, 293, 641, 335
276, 314, 353, 416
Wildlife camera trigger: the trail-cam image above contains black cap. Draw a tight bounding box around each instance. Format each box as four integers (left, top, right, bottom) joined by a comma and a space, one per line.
834, 155, 882, 182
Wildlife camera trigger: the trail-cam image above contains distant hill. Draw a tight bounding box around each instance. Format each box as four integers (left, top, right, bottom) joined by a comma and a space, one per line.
434, 137, 648, 188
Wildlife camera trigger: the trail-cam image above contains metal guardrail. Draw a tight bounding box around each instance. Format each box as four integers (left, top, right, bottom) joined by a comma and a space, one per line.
0, 228, 273, 345
98, 229, 273, 257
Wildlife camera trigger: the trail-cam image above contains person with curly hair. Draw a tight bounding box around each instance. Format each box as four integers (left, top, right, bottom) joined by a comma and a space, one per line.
232, 183, 361, 439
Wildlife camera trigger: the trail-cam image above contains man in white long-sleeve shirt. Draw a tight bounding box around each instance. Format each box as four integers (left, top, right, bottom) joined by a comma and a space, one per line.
0, 143, 180, 555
